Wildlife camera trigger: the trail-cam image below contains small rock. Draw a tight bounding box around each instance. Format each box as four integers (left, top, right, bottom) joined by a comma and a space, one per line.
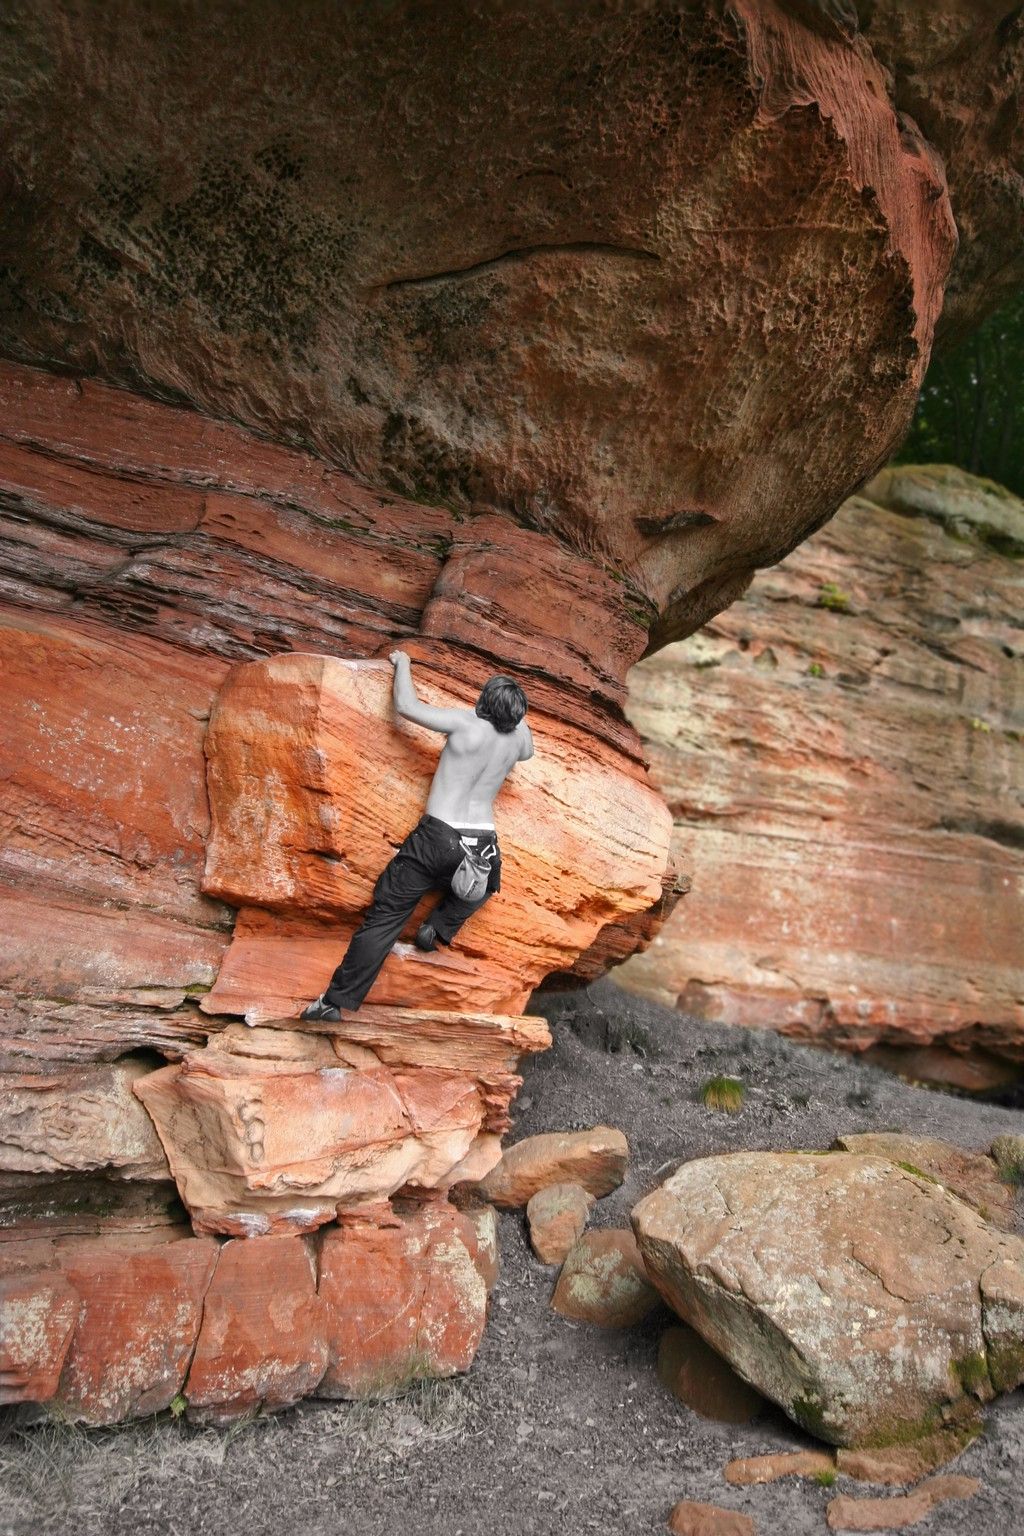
835, 1418, 982, 1485
527, 1181, 595, 1265
667, 1498, 755, 1536
724, 1449, 834, 1484
479, 1125, 628, 1208
826, 1473, 980, 1530
659, 1325, 764, 1423
551, 1229, 660, 1327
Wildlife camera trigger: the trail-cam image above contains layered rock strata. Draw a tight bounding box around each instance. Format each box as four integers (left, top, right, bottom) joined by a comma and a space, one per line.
620, 467, 1024, 1071
1, 0, 1023, 1422
0, 359, 655, 1420
8, 0, 1013, 648
1, 1197, 495, 1423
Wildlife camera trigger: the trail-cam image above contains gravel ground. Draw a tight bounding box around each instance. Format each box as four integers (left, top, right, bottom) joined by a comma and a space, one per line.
3, 978, 1023, 1536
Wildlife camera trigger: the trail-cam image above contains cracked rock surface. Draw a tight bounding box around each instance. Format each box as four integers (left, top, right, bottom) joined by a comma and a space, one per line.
632, 1149, 1024, 1447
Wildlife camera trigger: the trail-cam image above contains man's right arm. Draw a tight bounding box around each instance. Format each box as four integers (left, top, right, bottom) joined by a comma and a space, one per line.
517, 721, 535, 761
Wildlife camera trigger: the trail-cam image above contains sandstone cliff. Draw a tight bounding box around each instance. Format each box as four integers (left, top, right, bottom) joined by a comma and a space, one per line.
1, 1, 1023, 1421
619, 466, 1023, 1087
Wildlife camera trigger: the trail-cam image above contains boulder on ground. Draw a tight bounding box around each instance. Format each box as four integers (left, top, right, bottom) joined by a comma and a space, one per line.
658, 1324, 764, 1424
826, 1474, 980, 1531
551, 1229, 660, 1328
526, 1182, 595, 1266
633, 1151, 1024, 1447
478, 1126, 628, 1209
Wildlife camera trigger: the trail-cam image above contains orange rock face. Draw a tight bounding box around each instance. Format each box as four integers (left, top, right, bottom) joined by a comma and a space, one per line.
318, 1202, 488, 1399
2, 1, 1001, 645
200, 654, 670, 1017
134, 1013, 549, 1236
1, 0, 1021, 1424
620, 467, 1024, 1064
184, 1235, 327, 1422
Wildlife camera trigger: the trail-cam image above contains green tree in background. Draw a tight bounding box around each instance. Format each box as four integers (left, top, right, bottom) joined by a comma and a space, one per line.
897, 288, 1024, 498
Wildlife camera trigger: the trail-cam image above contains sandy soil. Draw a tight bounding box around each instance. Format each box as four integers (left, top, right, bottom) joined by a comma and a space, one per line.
3, 978, 1023, 1536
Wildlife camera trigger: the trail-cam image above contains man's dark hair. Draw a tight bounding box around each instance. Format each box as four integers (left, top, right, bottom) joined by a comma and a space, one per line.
475, 675, 528, 734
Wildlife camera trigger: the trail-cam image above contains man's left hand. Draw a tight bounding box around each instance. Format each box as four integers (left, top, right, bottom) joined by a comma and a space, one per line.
388, 649, 410, 668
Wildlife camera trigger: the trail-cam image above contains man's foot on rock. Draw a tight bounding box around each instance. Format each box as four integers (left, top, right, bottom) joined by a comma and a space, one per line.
300, 993, 343, 1022
415, 922, 439, 952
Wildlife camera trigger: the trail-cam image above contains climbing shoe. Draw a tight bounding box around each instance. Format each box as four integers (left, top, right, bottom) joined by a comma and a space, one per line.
300, 993, 343, 1022
414, 922, 439, 952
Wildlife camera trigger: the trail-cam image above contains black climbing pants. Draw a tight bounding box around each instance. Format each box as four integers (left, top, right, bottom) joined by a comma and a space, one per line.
324, 814, 501, 1011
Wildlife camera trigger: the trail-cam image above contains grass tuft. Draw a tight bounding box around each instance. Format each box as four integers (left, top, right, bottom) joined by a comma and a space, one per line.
699, 1075, 745, 1113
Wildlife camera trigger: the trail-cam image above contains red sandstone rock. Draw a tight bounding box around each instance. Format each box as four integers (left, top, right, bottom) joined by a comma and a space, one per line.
633, 1151, 1024, 1448
831, 1133, 1015, 1230
479, 1127, 629, 1209
0, 606, 230, 1013
53, 1234, 219, 1423
134, 1014, 548, 1236
658, 1325, 764, 1424
199, 653, 671, 1018
184, 1235, 327, 1422
724, 1450, 834, 1485
826, 1474, 980, 1531
527, 1182, 595, 1266
0, 2, 989, 648
620, 468, 1024, 1062
318, 1202, 487, 1398
0, 1269, 80, 1405
0, 1060, 169, 1181
551, 1229, 660, 1328
667, 1499, 756, 1536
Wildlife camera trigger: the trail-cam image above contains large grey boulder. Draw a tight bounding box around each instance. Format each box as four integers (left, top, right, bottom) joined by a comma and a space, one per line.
632, 1151, 1024, 1448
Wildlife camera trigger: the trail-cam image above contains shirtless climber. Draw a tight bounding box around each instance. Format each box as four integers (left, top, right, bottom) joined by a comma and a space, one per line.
300, 650, 533, 1022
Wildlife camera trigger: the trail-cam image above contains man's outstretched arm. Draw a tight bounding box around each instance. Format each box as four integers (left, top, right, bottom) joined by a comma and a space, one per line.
389, 650, 469, 734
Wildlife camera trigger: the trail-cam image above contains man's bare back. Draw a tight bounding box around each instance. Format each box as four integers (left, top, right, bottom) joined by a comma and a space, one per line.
390, 650, 533, 826
300, 654, 532, 1021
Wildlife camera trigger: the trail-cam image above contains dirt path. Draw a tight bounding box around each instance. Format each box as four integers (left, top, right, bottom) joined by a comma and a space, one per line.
3, 980, 1023, 1536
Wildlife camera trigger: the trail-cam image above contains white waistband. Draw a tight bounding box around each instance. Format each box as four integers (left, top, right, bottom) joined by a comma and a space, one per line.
447, 820, 496, 831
